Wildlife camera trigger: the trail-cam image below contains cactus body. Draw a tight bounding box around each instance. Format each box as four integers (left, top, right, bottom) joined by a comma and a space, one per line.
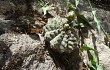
43, 16, 78, 53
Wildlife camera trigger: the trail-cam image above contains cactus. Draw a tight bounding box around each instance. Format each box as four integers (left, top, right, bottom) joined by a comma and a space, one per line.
43, 16, 78, 53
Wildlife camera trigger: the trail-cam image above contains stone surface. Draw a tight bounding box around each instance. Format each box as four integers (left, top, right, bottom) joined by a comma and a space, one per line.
0, 33, 56, 70
0, 15, 14, 33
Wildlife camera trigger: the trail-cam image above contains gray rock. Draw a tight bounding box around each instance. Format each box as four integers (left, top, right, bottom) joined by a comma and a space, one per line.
0, 16, 15, 32
0, 33, 56, 70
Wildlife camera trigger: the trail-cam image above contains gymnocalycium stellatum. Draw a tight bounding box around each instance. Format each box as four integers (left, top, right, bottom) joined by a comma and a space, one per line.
43, 11, 79, 53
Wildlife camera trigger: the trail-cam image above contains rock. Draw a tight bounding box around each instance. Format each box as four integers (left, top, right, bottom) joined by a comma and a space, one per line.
0, 15, 15, 33
0, 41, 11, 68
0, 33, 56, 70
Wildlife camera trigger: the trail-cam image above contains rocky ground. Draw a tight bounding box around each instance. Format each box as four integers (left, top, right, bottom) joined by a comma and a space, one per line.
0, 0, 110, 70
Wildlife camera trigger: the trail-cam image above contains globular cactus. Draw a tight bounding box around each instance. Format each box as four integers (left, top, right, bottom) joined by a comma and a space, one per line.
43, 16, 79, 53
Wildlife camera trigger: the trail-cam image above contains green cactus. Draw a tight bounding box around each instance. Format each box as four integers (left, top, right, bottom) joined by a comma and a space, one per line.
43, 16, 79, 53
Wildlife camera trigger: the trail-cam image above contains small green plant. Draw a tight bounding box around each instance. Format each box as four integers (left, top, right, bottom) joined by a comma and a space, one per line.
38, 0, 54, 15
81, 44, 105, 70
87, 0, 101, 33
